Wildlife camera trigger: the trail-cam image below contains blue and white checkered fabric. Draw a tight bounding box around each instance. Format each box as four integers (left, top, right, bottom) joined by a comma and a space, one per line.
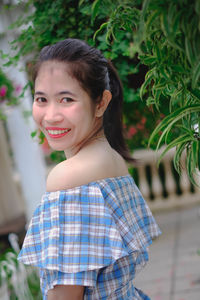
18, 175, 161, 299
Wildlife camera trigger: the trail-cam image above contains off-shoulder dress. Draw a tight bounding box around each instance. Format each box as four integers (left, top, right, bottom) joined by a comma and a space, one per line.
18, 174, 161, 299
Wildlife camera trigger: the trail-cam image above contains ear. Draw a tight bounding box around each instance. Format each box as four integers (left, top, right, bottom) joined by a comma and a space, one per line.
95, 90, 112, 117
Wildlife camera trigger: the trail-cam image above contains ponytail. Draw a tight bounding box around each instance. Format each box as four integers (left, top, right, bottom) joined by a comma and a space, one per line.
104, 61, 136, 164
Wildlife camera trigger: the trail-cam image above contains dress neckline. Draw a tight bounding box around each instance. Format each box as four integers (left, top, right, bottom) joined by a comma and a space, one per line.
45, 174, 133, 194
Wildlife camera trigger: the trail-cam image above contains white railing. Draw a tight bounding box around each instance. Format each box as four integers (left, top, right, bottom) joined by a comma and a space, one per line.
133, 147, 200, 212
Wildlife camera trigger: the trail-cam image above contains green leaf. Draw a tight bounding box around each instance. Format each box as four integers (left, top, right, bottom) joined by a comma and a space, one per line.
139, 74, 153, 100
38, 131, 45, 144
148, 105, 200, 149
186, 145, 197, 186
188, 88, 200, 101
146, 96, 156, 106
31, 130, 37, 138
140, 55, 156, 65
185, 37, 195, 66
153, 88, 162, 111
176, 124, 194, 135
93, 22, 108, 41
172, 10, 182, 35
159, 66, 170, 80
191, 140, 199, 169
171, 65, 187, 73
154, 44, 161, 63
146, 10, 160, 31
156, 134, 193, 166
79, 0, 85, 7
161, 9, 170, 38
192, 60, 200, 89
173, 141, 188, 173
141, 0, 151, 18
91, 0, 101, 24
195, 0, 200, 14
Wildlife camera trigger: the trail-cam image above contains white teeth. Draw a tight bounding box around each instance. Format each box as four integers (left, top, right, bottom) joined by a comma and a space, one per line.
47, 129, 69, 135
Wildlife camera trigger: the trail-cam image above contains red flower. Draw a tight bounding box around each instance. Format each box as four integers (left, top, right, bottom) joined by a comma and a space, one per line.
136, 123, 145, 130
127, 126, 138, 139
0, 85, 7, 97
141, 117, 147, 125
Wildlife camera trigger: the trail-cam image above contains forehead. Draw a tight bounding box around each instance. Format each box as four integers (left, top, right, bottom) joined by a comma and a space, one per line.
35, 61, 81, 91
36, 61, 71, 79
34, 61, 95, 107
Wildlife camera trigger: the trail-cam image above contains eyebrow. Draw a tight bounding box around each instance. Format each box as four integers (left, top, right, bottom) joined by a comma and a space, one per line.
34, 90, 77, 97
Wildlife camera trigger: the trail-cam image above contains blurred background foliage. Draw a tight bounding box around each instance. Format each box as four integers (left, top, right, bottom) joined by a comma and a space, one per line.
0, 69, 18, 120
2, 0, 200, 185
5, 0, 165, 151
0, 247, 42, 299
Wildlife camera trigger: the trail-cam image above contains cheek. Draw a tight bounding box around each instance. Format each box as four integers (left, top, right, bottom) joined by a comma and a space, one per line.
68, 105, 91, 124
32, 104, 42, 125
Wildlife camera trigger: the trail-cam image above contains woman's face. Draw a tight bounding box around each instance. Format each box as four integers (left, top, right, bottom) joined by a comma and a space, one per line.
33, 61, 100, 157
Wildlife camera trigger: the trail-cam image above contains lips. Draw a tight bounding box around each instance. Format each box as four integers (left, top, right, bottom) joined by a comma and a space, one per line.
46, 127, 71, 139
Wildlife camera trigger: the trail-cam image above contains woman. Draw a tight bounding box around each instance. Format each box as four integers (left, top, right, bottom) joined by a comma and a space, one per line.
18, 38, 161, 300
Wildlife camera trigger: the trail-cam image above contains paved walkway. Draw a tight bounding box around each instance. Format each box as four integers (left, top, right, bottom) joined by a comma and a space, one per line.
134, 204, 200, 300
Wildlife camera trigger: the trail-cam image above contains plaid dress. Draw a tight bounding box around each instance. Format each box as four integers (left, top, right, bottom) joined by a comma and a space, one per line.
18, 175, 161, 299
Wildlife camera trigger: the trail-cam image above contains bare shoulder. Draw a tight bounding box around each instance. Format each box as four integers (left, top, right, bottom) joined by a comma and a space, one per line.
46, 155, 105, 192
46, 147, 129, 192
46, 158, 90, 192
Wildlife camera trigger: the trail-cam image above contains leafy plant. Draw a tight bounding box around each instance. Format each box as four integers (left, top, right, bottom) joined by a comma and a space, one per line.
94, 0, 200, 186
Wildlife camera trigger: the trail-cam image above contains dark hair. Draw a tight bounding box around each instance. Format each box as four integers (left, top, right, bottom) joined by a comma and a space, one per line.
34, 38, 135, 164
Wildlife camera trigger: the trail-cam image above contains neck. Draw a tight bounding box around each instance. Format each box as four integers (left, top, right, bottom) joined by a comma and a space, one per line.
64, 129, 106, 159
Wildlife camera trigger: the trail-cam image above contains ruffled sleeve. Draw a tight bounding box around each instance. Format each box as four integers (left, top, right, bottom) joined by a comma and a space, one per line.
18, 176, 161, 274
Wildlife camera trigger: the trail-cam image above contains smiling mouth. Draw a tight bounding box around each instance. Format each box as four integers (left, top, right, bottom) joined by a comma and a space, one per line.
46, 128, 71, 138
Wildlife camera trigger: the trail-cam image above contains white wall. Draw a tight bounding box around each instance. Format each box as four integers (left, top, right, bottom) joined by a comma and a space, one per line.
0, 1, 46, 222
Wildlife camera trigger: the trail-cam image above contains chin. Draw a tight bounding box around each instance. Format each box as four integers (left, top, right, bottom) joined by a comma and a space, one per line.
47, 143, 67, 152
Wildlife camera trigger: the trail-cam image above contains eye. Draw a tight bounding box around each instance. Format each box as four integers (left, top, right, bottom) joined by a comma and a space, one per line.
60, 97, 74, 103
34, 97, 47, 103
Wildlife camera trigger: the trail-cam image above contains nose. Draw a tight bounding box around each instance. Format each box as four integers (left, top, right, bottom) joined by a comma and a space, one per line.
44, 103, 63, 124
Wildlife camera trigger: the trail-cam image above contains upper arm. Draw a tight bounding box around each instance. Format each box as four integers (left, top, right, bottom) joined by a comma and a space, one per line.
48, 284, 84, 300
